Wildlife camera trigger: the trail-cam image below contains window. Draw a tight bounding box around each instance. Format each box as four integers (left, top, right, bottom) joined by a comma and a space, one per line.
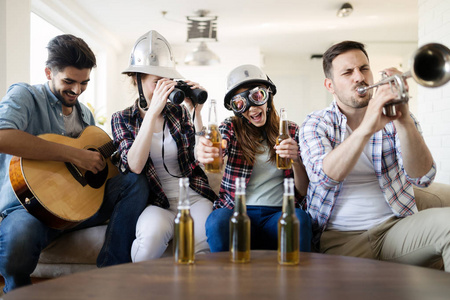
30, 13, 62, 85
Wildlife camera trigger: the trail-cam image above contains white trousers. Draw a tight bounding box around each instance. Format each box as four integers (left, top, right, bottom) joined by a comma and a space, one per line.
131, 196, 213, 262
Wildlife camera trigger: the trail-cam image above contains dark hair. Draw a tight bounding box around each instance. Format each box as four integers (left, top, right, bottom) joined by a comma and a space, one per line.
322, 41, 369, 79
46, 34, 97, 72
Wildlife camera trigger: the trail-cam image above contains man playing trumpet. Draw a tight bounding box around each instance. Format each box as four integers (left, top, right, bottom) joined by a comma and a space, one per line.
300, 40, 450, 271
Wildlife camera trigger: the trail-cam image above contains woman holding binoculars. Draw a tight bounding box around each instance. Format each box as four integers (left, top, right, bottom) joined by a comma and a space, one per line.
111, 30, 217, 262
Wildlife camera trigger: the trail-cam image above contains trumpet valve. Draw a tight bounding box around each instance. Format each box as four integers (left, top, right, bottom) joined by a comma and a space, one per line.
384, 104, 397, 117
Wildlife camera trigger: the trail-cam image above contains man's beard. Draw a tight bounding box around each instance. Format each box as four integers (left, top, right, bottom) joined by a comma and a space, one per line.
56, 91, 77, 107
338, 86, 372, 109
349, 94, 370, 108
350, 83, 373, 108
51, 81, 77, 108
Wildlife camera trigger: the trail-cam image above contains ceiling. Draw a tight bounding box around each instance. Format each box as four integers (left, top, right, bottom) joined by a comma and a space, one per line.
33, 0, 419, 58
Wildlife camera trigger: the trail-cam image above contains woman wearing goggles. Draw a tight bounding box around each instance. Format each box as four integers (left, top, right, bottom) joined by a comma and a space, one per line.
196, 64, 312, 254
230, 86, 271, 114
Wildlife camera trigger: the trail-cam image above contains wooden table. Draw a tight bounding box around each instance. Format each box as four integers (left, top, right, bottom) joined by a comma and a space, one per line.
4, 250, 450, 300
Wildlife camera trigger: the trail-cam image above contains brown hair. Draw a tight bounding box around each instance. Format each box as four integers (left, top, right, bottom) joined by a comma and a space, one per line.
231, 93, 279, 165
46, 34, 96, 72
124, 72, 140, 87
322, 41, 369, 79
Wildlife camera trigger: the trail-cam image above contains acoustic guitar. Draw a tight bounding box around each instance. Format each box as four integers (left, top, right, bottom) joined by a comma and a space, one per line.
9, 126, 119, 230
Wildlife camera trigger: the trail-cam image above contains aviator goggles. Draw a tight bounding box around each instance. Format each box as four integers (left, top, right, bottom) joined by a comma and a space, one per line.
230, 86, 271, 114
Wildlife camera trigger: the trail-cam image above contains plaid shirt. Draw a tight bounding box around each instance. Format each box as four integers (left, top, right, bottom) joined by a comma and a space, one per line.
300, 100, 436, 246
111, 101, 217, 209
215, 117, 306, 210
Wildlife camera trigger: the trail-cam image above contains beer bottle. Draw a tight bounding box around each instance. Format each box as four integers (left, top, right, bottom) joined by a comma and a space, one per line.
229, 177, 251, 263
276, 108, 292, 169
278, 178, 300, 265
205, 99, 223, 173
174, 177, 195, 264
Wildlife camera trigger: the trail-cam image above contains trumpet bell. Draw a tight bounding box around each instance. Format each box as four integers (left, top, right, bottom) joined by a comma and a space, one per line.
411, 43, 450, 88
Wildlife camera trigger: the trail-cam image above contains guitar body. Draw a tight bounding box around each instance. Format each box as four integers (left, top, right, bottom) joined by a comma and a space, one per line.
9, 126, 119, 230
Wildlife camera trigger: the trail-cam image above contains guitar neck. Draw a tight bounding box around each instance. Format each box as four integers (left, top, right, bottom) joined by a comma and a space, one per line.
98, 141, 117, 158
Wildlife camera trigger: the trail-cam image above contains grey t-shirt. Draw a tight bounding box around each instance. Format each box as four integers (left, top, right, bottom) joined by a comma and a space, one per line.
64, 105, 83, 138
245, 142, 284, 207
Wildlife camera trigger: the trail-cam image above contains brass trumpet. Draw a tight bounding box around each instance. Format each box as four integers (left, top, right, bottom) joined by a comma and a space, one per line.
356, 43, 450, 116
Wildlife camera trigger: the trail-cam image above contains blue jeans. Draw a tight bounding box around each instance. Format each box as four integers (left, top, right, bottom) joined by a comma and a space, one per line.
205, 206, 312, 252
0, 172, 149, 293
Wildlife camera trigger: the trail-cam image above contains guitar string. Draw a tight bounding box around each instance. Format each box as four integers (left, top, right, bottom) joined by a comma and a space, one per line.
98, 141, 116, 158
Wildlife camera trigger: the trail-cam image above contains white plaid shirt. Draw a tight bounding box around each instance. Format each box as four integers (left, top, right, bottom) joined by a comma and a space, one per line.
299, 101, 436, 247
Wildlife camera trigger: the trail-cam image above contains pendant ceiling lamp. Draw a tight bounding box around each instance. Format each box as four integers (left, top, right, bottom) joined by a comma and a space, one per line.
184, 10, 220, 66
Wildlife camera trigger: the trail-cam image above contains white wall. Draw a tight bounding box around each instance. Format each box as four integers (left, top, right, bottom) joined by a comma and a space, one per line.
0, 0, 31, 96
263, 54, 329, 127
0, 0, 5, 95
418, 0, 450, 184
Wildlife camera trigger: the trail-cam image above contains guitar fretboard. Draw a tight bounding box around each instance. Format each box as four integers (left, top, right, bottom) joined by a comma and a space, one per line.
98, 141, 117, 158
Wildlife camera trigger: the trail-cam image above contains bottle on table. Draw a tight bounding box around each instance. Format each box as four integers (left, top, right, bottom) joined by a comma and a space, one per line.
174, 177, 195, 264
204, 99, 223, 173
278, 178, 300, 265
276, 107, 292, 170
229, 177, 251, 263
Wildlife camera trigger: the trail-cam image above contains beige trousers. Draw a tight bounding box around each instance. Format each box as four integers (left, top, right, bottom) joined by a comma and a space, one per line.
320, 208, 450, 271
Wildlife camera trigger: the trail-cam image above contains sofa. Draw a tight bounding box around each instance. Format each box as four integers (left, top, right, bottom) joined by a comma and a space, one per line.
1, 178, 449, 278
30, 171, 224, 278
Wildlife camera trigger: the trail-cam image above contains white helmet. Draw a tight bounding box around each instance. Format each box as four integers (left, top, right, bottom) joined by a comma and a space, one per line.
122, 30, 183, 79
224, 64, 276, 110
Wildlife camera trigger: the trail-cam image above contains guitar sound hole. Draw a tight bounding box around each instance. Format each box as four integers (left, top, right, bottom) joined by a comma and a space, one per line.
85, 166, 108, 189
85, 148, 109, 189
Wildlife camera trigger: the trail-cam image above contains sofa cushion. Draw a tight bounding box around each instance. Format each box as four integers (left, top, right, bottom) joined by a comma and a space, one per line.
32, 263, 97, 278
38, 225, 174, 266
414, 182, 450, 211
39, 225, 107, 264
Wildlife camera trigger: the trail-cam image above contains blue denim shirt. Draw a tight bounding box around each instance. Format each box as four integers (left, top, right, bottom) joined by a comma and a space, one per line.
0, 82, 95, 214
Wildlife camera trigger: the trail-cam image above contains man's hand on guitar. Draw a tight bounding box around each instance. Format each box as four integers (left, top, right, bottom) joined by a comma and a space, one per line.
8, 127, 119, 229
72, 149, 106, 174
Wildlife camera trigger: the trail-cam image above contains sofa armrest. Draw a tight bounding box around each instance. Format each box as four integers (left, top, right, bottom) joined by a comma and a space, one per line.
414, 182, 450, 211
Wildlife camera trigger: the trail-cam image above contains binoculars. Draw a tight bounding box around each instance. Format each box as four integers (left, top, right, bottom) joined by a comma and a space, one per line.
169, 80, 208, 105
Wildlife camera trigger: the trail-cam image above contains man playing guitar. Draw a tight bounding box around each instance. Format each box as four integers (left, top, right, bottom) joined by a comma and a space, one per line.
0, 34, 149, 295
